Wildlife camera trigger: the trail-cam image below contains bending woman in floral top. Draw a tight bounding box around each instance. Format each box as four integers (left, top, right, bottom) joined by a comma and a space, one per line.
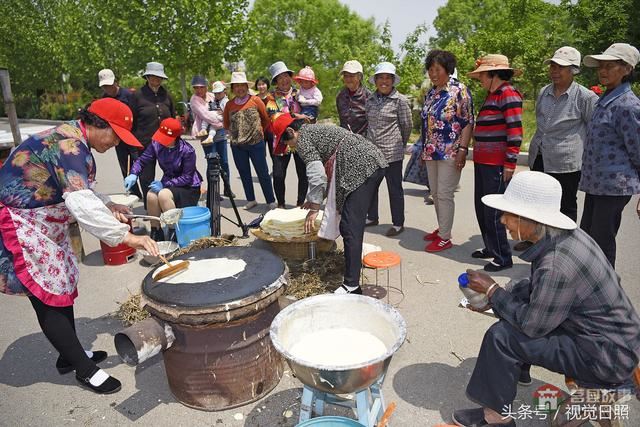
422, 50, 474, 252
0, 99, 158, 395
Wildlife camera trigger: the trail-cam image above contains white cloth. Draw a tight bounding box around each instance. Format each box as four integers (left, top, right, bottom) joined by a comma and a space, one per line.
318, 162, 340, 240
63, 190, 129, 247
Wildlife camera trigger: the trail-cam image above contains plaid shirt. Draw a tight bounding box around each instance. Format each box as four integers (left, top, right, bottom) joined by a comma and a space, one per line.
490, 228, 640, 383
365, 89, 412, 163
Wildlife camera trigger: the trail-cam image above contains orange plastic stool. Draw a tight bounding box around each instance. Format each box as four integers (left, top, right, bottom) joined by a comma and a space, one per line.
362, 251, 404, 305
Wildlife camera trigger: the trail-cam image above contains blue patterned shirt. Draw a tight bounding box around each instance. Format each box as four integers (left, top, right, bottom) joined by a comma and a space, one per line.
579, 83, 640, 195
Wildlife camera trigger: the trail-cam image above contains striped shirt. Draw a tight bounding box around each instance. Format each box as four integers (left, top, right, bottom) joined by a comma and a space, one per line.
472, 82, 523, 169
490, 228, 640, 384
365, 89, 412, 163
528, 82, 598, 173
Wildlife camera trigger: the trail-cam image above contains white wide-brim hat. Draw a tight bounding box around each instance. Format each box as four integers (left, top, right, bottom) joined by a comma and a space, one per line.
482, 171, 577, 230
268, 61, 294, 83
229, 71, 249, 85
143, 62, 168, 79
369, 62, 400, 86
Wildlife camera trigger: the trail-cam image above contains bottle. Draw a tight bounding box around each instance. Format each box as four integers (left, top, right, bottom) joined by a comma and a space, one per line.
458, 273, 488, 309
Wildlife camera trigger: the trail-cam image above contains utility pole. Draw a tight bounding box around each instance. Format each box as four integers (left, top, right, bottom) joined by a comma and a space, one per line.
0, 68, 23, 147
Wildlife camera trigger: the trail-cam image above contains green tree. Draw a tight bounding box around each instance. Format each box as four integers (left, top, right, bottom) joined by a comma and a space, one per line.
243, 0, 392, 119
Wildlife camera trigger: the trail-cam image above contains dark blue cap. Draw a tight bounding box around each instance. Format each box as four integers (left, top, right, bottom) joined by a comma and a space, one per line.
191, 75, 208, 87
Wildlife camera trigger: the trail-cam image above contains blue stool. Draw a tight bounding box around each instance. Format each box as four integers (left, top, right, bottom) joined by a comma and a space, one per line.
298, 378, 385, 427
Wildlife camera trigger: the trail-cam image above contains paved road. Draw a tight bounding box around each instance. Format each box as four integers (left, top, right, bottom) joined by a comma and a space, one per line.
0, 120, 639, 426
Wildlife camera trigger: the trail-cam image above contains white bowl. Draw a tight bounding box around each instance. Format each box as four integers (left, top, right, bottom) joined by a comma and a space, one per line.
139, 241, 179, 265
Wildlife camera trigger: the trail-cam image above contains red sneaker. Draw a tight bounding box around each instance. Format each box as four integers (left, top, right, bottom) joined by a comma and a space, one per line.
423, 229, 440, 241
425, 236, 453, 252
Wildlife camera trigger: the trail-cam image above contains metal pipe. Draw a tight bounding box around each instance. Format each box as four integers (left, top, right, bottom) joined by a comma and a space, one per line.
114, 317, 175, 366
0, 68, 22, 147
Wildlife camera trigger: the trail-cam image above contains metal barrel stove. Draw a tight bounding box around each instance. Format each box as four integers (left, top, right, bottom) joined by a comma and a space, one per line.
114, 246, 287, 411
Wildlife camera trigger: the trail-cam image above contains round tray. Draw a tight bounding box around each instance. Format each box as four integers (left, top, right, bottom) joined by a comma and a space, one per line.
251, 229, 334, 260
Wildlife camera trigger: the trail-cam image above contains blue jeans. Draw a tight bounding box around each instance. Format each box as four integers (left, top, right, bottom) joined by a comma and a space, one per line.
202, 140, 231, 193
230, 140, 275, 203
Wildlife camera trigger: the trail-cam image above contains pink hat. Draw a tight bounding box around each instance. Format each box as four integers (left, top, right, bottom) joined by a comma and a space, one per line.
294, 66, 318, 84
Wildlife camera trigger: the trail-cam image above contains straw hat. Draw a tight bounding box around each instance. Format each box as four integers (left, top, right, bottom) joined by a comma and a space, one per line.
368, 62, 400, 86
482, 171, 576, 230
467, 54, 522, 78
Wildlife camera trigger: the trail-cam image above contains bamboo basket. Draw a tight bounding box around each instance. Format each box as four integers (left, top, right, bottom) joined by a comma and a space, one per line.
251, 228, 335, 260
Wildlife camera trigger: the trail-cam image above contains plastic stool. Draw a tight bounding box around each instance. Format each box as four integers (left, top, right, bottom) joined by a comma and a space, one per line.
361, 251, 404, 305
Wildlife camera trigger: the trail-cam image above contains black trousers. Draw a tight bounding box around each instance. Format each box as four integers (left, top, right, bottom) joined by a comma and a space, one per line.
29, 296, 95, 378
340, 168, 385, 286
367, 160, 405, 227
531, 155, 581, 222
131, 146, 157, 210
473, 164, 512, 266
580, 193, 631, 268
467, 321, 625, 414
272, 152, 308, 206
115, 143, 143, 199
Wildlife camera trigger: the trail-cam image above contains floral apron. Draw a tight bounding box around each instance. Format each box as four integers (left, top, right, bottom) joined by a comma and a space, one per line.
0, 202, 79, 307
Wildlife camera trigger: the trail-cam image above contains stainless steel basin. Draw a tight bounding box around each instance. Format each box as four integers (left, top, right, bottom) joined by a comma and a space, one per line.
270, 294, 406, 394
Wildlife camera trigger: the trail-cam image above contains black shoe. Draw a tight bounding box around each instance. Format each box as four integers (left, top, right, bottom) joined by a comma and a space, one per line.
518, 369, 532, 386
471, 248, 492, 259
365, 219, 379, 227
452, 408, 515, 426
57, 350, 108, 375
334, 285, 363, 295
385, 226, 404, 237
76, 367, 122, 394
484, 261, 513, 272
223, 189, 235, 198
150, 227, 165, 242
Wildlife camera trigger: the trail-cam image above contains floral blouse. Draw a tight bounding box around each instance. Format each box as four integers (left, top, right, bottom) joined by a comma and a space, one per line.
0, 121, 94, 208
421, 77, 474, 161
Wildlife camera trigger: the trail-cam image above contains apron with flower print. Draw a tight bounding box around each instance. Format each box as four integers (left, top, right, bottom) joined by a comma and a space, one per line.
0, 202, 79, 307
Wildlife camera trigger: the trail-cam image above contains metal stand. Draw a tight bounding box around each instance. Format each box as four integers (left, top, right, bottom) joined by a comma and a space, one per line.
206, 153, 248, 238
298, 380, 385, 427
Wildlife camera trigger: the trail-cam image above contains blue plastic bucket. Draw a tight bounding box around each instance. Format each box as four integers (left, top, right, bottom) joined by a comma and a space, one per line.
296, 416, 364, 427
175, 206, 211, 247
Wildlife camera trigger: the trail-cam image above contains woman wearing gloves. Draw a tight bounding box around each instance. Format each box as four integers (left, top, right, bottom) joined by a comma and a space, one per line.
0, 98, 158, 395
125, 117, 203, 241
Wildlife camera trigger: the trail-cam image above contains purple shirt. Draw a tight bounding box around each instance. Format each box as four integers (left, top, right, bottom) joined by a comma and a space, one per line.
131, 139, 202, 188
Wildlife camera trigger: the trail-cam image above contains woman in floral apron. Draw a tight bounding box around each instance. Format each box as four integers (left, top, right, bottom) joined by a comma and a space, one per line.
0, 98, 158, 394
272, 114, 388, 295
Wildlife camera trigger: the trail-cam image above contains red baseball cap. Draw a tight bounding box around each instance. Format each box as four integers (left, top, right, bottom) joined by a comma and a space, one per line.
272, 113, 296, 148
152, 117, 183, 146
87, 98, 143, 148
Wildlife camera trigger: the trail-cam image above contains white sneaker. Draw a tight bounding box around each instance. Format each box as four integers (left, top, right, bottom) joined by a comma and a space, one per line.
244, 200, 258, 210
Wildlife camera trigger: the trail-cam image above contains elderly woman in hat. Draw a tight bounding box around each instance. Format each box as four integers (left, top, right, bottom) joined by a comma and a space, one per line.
336, 60, 371, 136
125, 117, 203, 241
0, 98, 159, 395
452, 171, 640, 427
508, 47, 601, 253
223, 72, 276, 210
579, 43, 640, 268
189, 75, 233, 198
265, 61, 309, 208
421, 50, 474, 252
365, 62, 412, 237
272, 115, 388, 294
467, 54, 523, 272
129, 62, 176, 207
